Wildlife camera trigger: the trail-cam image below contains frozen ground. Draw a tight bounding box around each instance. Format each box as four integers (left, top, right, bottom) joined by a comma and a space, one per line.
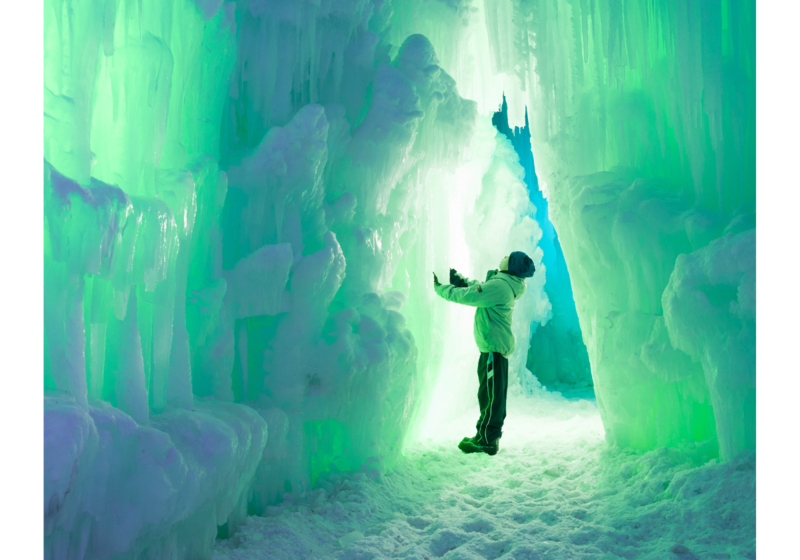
213, 392, 755, 560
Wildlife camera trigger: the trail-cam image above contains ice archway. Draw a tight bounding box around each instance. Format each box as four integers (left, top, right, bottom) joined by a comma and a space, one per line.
43, 1, 754, 558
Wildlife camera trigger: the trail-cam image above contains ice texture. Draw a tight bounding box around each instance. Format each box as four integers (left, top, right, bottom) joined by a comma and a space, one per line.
463, 0, 754, 457
44, 0, 754, 556
44, 1, 552, 556
384, 0, 755, 456
493, 97, 592, 390
211, 394, 755, 559
398, 0, 755, 455
44, 393, 267, 559
663, 231, 756, 460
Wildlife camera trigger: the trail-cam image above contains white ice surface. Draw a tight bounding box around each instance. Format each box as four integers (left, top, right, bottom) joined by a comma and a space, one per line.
44, 393, 268, 559
212, 392, 754, 560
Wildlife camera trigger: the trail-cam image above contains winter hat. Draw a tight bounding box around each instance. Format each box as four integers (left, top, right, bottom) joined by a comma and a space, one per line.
498, 255, 510, 271
508, 251, 535, 278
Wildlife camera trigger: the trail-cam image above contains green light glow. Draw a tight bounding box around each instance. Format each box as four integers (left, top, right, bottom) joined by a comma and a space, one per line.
43, 1, 754, 556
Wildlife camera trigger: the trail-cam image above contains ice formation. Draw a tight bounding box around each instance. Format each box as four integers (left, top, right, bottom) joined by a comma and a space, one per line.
468, 0, 754, 456
492, 97, 592, 390
382, 0, 755, 452
212, 395, 755, 559
43, 0, 754, 558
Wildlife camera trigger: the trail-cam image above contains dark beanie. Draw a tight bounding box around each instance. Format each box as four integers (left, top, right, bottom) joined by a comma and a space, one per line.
508, 251, 535, 278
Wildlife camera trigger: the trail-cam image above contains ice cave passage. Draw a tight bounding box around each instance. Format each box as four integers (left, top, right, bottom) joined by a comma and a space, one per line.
44, 1, 755, 559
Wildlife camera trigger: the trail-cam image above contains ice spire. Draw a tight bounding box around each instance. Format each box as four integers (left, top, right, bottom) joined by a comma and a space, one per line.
491, 93, 513, 141
491, 97, 592, 391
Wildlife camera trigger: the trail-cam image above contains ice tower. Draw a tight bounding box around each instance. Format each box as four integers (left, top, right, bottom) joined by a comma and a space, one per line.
492, 96, 592, 390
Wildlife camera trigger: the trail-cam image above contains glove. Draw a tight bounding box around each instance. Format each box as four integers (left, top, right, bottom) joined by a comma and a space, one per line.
450, 268, 469, 288
433, 272, 441, 287
485, 269, 499, 281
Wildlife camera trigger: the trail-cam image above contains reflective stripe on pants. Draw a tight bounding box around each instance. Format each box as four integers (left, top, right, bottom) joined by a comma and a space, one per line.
476, 352, 509, 443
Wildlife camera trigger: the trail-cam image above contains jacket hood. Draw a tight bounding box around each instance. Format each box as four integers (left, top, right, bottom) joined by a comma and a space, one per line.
497, 272, 526, 300
508, 251, 536, 278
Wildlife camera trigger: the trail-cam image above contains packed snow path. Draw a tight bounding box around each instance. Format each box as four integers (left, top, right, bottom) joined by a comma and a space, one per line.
213, 393, 755, 560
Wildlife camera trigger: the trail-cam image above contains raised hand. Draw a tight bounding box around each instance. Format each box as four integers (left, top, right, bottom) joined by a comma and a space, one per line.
450, 268, 469, 288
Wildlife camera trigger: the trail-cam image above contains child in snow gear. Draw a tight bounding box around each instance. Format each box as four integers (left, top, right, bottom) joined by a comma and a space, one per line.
432, 251, 535, 455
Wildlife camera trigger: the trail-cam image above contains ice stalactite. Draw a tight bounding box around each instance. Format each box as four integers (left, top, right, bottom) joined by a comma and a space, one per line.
395, 0, 756, 456
43, 1, 552, 558
476, 0, 755, 456
44, 0, 755, 556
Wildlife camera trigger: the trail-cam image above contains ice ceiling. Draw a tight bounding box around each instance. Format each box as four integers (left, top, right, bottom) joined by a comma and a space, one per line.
43, 1, 754, 559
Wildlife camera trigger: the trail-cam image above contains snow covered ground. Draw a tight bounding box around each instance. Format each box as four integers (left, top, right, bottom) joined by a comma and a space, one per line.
212, 392, 755, 560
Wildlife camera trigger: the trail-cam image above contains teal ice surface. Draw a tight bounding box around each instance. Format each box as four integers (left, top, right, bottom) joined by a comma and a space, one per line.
44, 0, 754, 557
212, 394, 754, 560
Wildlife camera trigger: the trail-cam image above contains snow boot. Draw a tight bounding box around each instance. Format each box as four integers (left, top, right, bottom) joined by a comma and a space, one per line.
458, 436, 500, 456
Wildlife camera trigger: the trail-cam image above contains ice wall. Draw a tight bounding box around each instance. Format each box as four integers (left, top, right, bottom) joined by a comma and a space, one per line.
477, 0, 756, 457
492, 96, 592, 390
43, 1, 552, 557
44, 2, 263, 557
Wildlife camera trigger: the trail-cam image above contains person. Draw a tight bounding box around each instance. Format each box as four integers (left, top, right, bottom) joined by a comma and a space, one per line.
432, 252, 536, 456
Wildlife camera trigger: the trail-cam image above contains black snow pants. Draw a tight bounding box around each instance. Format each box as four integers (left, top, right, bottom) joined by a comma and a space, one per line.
475, 352, 509, 443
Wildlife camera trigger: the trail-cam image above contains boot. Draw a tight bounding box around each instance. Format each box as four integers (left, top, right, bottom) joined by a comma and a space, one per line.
458, 435, 500, 456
